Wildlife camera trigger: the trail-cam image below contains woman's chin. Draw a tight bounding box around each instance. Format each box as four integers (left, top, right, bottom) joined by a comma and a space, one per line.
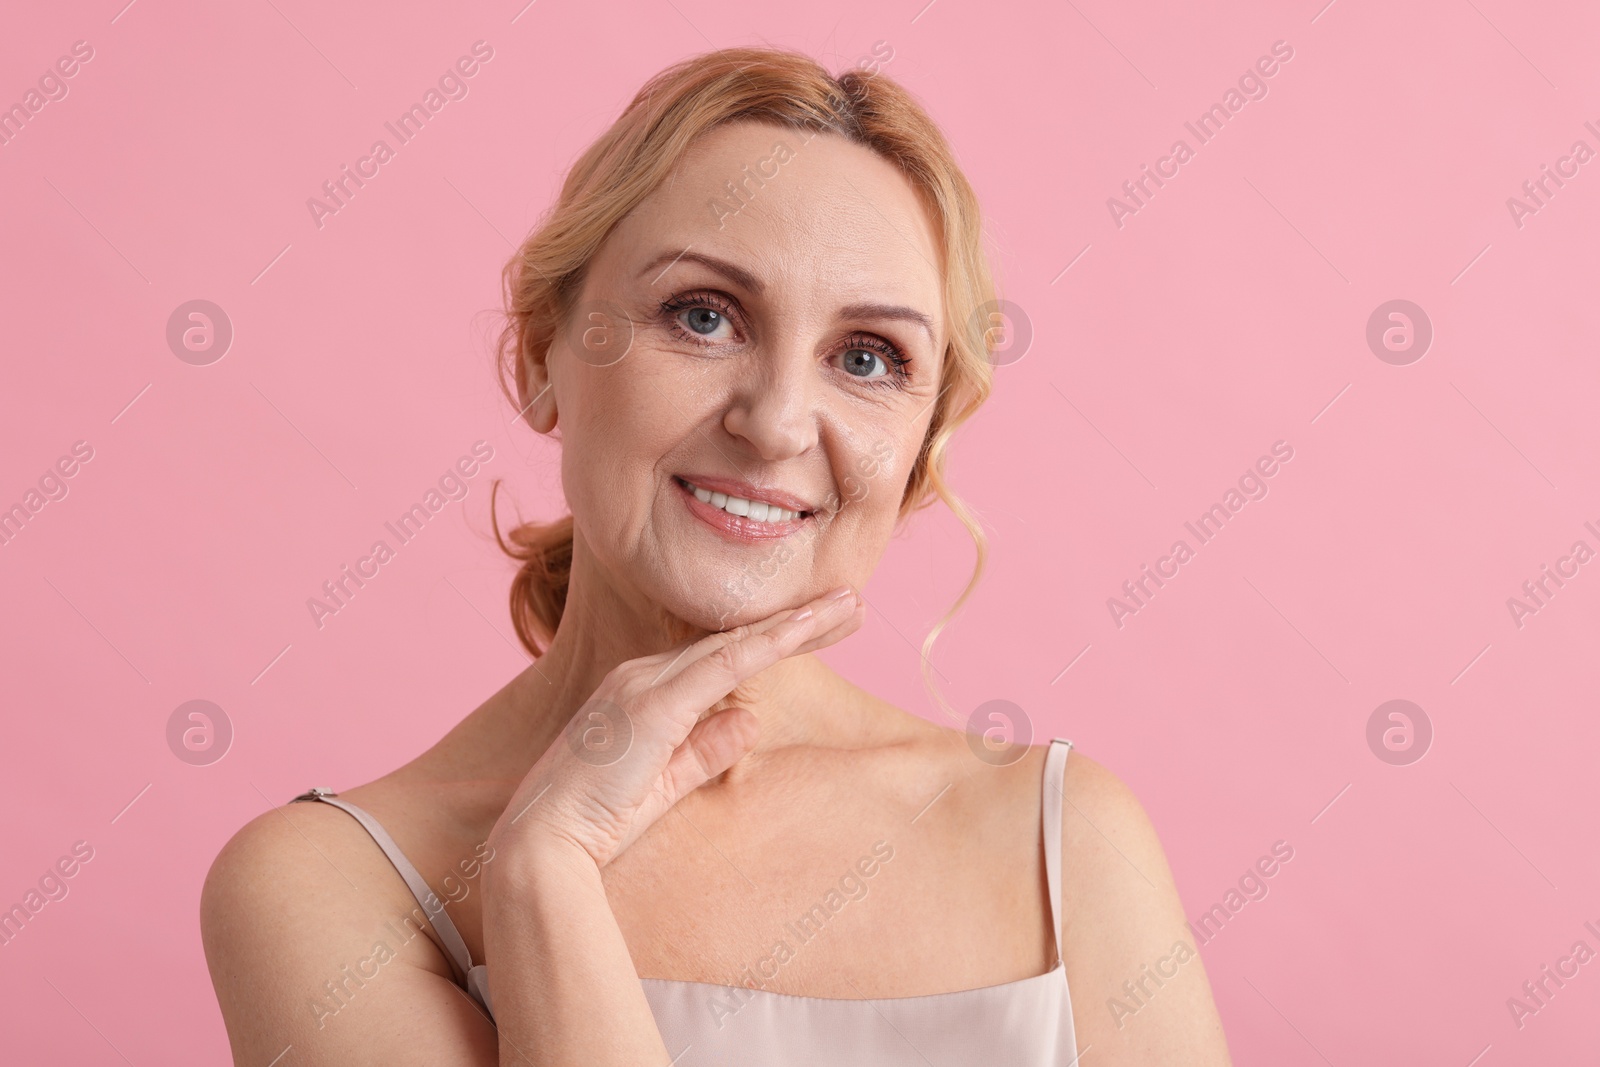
694, 596, 770, 634
674, 588, 791, 634
637, 591, 758, 640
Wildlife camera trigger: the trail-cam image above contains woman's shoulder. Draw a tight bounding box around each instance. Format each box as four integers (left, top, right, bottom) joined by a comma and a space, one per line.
888, 714, 1136, 820
199, 772, 450, 967
200, 752, 493, 922
199, 762, 504, 1059
1049, 744, 1181, 909
890, 718, 1179, 909
198, 761, 486, 1044
1043, 743, 1233, 1060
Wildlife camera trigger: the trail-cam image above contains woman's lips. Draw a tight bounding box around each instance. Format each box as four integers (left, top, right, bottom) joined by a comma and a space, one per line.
674, 476, 811, 542
673, 473, 816, 517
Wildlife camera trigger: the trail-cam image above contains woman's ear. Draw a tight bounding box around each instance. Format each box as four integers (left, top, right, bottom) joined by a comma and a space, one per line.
515, 339, 558, 434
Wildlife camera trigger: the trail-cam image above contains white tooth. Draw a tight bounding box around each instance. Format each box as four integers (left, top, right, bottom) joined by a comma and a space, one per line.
685, 479, 806, 521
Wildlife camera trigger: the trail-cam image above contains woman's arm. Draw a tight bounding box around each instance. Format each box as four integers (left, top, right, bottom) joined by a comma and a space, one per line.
481, 833, 672, 1064
200, 801, 501, 1066
1058, 752, 1233, 1064
477, 586, 864, 1064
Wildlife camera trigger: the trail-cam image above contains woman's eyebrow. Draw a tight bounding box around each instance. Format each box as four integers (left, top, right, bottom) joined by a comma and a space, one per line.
838, 302, 936, 346
637, 249, 763, 293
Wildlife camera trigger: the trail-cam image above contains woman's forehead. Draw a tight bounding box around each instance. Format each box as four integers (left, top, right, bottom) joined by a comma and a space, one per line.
606, 122, 945, 312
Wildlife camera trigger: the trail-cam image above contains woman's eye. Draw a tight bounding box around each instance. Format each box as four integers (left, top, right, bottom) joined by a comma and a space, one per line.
678, 307, 731, 338
840, 347, 888, 378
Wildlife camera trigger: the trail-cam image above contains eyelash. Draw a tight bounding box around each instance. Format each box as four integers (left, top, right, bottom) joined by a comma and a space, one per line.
658, 290, 913, 388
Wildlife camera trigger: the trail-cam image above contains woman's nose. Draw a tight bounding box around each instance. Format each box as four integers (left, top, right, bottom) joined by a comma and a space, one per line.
721, 344, 819, 462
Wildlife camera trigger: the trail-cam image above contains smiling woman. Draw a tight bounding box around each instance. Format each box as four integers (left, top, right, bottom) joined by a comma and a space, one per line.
201, 46, 1233, 1067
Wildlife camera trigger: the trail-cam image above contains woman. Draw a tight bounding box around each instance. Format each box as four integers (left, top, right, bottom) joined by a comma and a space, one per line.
202, 47, 1232, 1066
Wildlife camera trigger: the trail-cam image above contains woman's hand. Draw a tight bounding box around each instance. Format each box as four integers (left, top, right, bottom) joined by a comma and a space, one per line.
488, 585, 863, 870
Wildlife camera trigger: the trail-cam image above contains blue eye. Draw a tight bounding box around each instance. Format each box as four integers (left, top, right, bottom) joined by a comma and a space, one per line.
683, 307, 724, 335
661, 292, 739, 341
837, 338, 910, 385
841, 347, 887, 378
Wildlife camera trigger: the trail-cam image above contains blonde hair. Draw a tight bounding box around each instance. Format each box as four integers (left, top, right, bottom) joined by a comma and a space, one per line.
490, 46, 1000, 722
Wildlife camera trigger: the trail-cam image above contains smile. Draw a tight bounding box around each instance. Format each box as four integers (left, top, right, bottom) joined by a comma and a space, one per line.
673, 475, 815, 541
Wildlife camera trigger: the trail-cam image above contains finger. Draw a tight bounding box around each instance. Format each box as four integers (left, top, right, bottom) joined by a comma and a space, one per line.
647, 586, 858, 685
786, 596, 867, 658
690, 588, 859, 675
661, 706, 760, 802
623, 593, 817, 679
651, 590, 860, 708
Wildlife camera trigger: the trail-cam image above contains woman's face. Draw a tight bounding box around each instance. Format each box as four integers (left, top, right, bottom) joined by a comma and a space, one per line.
530, 119, 947, 631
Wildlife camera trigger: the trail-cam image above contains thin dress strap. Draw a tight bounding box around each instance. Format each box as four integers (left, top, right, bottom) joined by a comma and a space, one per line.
1040, 739, 1073, 965
290, 788, 477, 985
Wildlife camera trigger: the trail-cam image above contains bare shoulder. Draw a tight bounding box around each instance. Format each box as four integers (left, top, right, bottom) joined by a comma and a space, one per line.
200, 795, 435, 971
1056, 748, 1233, 1065
1054, 747, 1179, 929
200, 794, 496, 1066
1057, 746, 1164, 862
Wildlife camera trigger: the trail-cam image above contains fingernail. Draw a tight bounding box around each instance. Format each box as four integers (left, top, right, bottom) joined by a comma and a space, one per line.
789, 607, 814, 621
827, 585, 854, 600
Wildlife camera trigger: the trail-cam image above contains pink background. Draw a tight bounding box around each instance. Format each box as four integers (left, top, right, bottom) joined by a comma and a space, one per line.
3, 0, 1598, 1062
